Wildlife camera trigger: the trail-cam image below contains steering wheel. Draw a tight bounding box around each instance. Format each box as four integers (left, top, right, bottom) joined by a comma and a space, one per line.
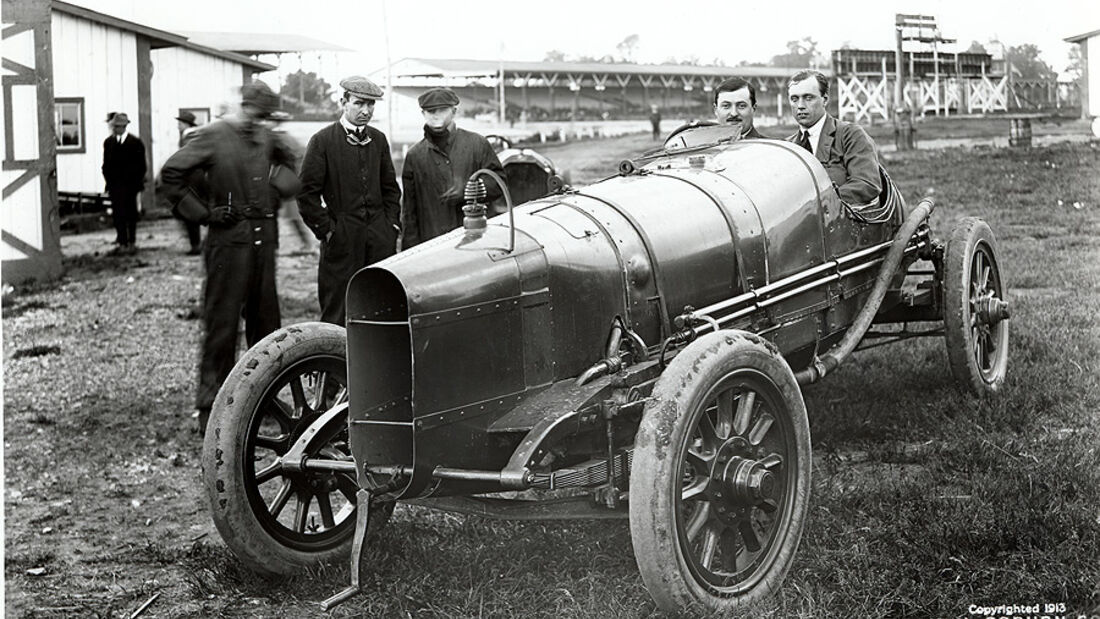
484, 134, 513, 152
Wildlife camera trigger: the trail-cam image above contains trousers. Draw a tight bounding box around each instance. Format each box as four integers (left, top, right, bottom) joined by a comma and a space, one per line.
195, 240, 280, 411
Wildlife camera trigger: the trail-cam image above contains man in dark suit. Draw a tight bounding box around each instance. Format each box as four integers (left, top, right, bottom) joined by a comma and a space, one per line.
786, 70, 880, 205
296, 76, 401, 325
101, 112, 147, 253
713, 77, 766, 139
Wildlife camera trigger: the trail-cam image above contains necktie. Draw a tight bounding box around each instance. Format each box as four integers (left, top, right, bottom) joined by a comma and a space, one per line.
346, 127, 371, 147
797, 130, 812, 154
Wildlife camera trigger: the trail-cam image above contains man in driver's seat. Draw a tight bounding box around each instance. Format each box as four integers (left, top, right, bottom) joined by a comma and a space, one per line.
713, 77, 767, 139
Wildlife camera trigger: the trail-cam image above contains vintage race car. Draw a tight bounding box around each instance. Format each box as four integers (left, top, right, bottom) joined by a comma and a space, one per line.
202, 125, 1009, 613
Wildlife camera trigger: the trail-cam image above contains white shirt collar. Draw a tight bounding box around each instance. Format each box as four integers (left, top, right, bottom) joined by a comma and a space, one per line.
802, 114, 827, 156
339, 116, 364, 133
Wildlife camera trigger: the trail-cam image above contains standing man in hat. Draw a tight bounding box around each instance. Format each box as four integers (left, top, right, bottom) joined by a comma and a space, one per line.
101, 112, 147, 253
176, 110, 199, 144
174, 111, 203, 254
400, 87, 504, 249
296, 75, 401, 325
158, 80, 298, 436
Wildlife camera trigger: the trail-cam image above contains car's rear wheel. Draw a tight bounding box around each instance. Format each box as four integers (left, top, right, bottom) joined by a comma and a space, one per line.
630, 331, 811, 613
943, 217, 1009, 395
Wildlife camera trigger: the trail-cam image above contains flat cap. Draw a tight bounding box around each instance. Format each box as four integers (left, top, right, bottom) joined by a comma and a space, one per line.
418, 87, 460, 110
240, 80, 280, 116
340, 75, 384, 100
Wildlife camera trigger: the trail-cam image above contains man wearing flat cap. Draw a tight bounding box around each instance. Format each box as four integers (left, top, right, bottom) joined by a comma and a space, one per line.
297, 75, 401, 325
158, 80, 298, 436
400, 87, 504, 248
101, 111, 147, 253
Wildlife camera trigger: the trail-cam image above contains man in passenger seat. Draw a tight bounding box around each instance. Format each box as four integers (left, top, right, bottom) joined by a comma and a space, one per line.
786, 70, 881, 205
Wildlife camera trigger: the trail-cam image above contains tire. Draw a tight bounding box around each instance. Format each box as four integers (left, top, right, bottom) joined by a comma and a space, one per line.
943, 217, 1009, 396
202, 322, 394, 575
630, 331, 811, 614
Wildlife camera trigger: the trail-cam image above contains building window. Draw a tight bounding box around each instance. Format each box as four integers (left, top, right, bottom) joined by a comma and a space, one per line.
179, 107, 211, 126
55, 98, 85, 153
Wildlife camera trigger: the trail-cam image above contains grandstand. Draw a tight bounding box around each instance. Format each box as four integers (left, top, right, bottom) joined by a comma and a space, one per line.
369, 58, 827, 132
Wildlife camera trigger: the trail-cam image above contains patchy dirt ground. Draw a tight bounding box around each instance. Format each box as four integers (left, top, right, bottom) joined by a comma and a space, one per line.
4, 130, 1099, 618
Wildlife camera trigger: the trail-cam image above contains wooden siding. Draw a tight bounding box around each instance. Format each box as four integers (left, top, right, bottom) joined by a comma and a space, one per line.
149, 45, 245, 177
1087, 36, 1098, 118
52, 10, 140, 194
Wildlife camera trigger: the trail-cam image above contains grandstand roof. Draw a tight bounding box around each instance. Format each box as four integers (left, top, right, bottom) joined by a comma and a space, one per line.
386, 57, 830, 79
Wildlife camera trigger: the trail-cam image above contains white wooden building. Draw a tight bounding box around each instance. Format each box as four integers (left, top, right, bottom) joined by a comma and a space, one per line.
1, 0, 273, 284
1065, 28, 1100, 125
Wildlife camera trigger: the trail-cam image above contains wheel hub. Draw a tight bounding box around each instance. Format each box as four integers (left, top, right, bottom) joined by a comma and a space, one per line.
707, 436, 774, 525
975, 293, 1009, 325
724, 458, 775, 504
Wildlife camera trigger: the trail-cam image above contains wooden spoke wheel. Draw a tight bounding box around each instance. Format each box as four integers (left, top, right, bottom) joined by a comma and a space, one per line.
943, 217, 1009, 395
630, 331, 811, 613
202, 322, 393, 575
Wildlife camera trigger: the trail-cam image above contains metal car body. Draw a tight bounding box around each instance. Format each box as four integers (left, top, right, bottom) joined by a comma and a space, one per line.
347, 131, 905, 501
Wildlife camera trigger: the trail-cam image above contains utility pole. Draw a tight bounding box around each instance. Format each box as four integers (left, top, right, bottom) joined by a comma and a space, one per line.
894, 14, 955, 150
381, 0, 394, 142
894, 14, 914, 150
498, 43, 506, 126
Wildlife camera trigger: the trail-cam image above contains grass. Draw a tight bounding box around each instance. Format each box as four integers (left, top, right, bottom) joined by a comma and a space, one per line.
4, 132, 1099, 617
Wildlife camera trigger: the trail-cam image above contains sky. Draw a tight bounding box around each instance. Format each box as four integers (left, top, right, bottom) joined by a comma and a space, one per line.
72, 0, 1097, 81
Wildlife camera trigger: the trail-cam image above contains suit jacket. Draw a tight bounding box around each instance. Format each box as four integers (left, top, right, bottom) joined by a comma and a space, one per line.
102, 133, 147, 195
787, 115, 880, 205
743, 125, 766, 139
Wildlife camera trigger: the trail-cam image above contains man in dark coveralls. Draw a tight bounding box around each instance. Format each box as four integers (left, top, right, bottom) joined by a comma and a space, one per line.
101, 112, 147, 253
400, 87, 504, 249
297, 75, 401, 325
158, 81, 297, 435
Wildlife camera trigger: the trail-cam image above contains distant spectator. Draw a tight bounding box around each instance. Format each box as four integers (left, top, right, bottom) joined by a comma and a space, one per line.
101, 112, 146, 254
649, 105, 662, 140
174, 111, 202, 255
266, 110, 311, 249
